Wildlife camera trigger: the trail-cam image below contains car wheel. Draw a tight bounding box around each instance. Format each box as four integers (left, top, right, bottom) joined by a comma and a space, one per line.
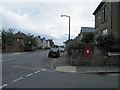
48, 54, 51, 57
57, 54, 60, 58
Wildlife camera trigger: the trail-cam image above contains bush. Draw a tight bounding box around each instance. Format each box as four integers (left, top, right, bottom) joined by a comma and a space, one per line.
96, 33, 120, 52
66, 40, 84, 56
81, 32, 94, 43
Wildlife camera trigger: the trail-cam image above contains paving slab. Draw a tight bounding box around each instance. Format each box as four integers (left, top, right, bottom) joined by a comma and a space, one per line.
56, 66, 76, 72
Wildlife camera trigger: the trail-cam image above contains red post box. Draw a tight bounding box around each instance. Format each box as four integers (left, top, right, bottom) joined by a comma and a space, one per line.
85, 45, 91, 60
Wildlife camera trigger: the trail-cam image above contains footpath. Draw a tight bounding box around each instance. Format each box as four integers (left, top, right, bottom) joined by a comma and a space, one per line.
52, 52, 119, 74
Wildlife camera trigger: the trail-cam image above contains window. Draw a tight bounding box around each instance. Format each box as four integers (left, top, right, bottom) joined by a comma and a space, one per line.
104, 7, 107, 21
101, 5, 107, 23
98, 16, 101, 20
103, 5, 107, 22
102, 29, 108, 35
101, 9, 104, 23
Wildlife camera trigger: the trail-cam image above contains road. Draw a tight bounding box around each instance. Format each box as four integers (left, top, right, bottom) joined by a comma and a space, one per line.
1, 50, 119, 88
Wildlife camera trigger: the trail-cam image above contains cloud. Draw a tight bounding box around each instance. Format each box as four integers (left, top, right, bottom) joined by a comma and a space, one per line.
1, 1, 101, 45
0, 0, 102, 2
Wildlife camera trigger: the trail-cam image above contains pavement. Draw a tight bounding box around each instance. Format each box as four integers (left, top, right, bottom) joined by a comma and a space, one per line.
52, 52, 120, 74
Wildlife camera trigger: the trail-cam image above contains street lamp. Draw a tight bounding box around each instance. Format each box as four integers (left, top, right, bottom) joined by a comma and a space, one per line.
61, 15, 71, 40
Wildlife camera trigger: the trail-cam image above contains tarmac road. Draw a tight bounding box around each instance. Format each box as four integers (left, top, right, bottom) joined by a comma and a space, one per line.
1, 50, 119, 88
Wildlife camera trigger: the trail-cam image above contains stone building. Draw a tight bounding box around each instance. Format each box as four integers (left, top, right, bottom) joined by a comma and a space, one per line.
93, 1, 120, 38
79, 27, 95, 41
35, 36, 43, 49
93, 1, 120, 65
46, 39, 54, 48
5, 31, 27, 52
0, 31, 2, 50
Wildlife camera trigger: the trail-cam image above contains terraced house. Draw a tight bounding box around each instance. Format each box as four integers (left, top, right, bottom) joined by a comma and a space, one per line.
93, 1, 120, 38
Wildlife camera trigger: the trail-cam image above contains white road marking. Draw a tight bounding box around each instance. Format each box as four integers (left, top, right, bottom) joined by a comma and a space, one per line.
2, 58, 16, 62
26, 73, 33, 77
22, 52, 27, 54
52, 59, 57, 66
85, 71, 92, 73
13, 53, 22, 54
11, 77, 23, 82
25, 56, 31, 57
108, 74, 119, 76
3, 52, 22, 56
54, 60, 56, 63
25, 56, 34, 58
2, 54, 14, 56
60, 53, 63, 56
34, 71, 40, 73
51, 58, 57, 70
97, 70, 106, 73
41, 69, 46, 71
0, 84, 8, 88
106, 70, 119, 72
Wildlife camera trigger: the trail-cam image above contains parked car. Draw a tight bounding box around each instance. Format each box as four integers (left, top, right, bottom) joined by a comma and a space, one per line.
48, 48, 60, 58
59, 48, 65, 52
31, 46, 37, 51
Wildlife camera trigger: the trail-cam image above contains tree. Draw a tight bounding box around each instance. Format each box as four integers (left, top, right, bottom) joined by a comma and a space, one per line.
2, 28, 16, 50
24, 33, 36, 51
66, 39, 84, 56
81, 32, 94, 43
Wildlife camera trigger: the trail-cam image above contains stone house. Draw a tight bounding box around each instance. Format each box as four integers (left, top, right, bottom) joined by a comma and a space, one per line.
93, 1, 120, 38
93, 1, 120, 65
46, 39, 54, 48
0, 31, 2, 51
5, 31, 27, 52
35, 36, 43, 49
41, 37, 48, 49
79, 27, 95, 41
35, 36, 54, 49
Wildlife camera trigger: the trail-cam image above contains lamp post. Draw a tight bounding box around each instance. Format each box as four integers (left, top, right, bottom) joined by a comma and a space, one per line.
61, 15, 71, 40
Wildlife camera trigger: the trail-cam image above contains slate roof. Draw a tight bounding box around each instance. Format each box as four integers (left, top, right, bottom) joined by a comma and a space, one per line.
81, 27, 95, 33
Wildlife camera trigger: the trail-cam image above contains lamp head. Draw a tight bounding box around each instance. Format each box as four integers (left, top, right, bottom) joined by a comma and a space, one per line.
61, 15, 70, 18
61, 15, 64, 17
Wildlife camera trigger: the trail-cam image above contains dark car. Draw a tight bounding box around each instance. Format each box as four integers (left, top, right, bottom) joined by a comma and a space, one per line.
48, 48, 60, 58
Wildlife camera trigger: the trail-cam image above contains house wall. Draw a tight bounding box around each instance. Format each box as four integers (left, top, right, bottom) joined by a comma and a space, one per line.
47, 41, 51, 48
35, 37, 42, 48
5, 44, 24, 52
118, 2, 120, 36
95, 2, 120, 37
111, 2, 120, 38
80, 27, 95, 41
95, 2, 112, 35
0, 39, 1, 49
93, 2, 120, 65
42, 39, 47, 49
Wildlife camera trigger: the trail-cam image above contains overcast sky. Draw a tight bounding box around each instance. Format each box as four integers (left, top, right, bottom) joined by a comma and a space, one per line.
0, 0, 102, 45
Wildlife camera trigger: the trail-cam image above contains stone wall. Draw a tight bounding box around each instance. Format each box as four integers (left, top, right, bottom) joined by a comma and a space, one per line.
5, 44, 24, 52
70, 47, 119, 66
94, 47, 120, 66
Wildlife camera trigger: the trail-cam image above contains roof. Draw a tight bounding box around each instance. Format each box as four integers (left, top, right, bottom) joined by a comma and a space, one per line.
93, 1, 105, 15
81, 27, 95, 33
14, 31, 27, 38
